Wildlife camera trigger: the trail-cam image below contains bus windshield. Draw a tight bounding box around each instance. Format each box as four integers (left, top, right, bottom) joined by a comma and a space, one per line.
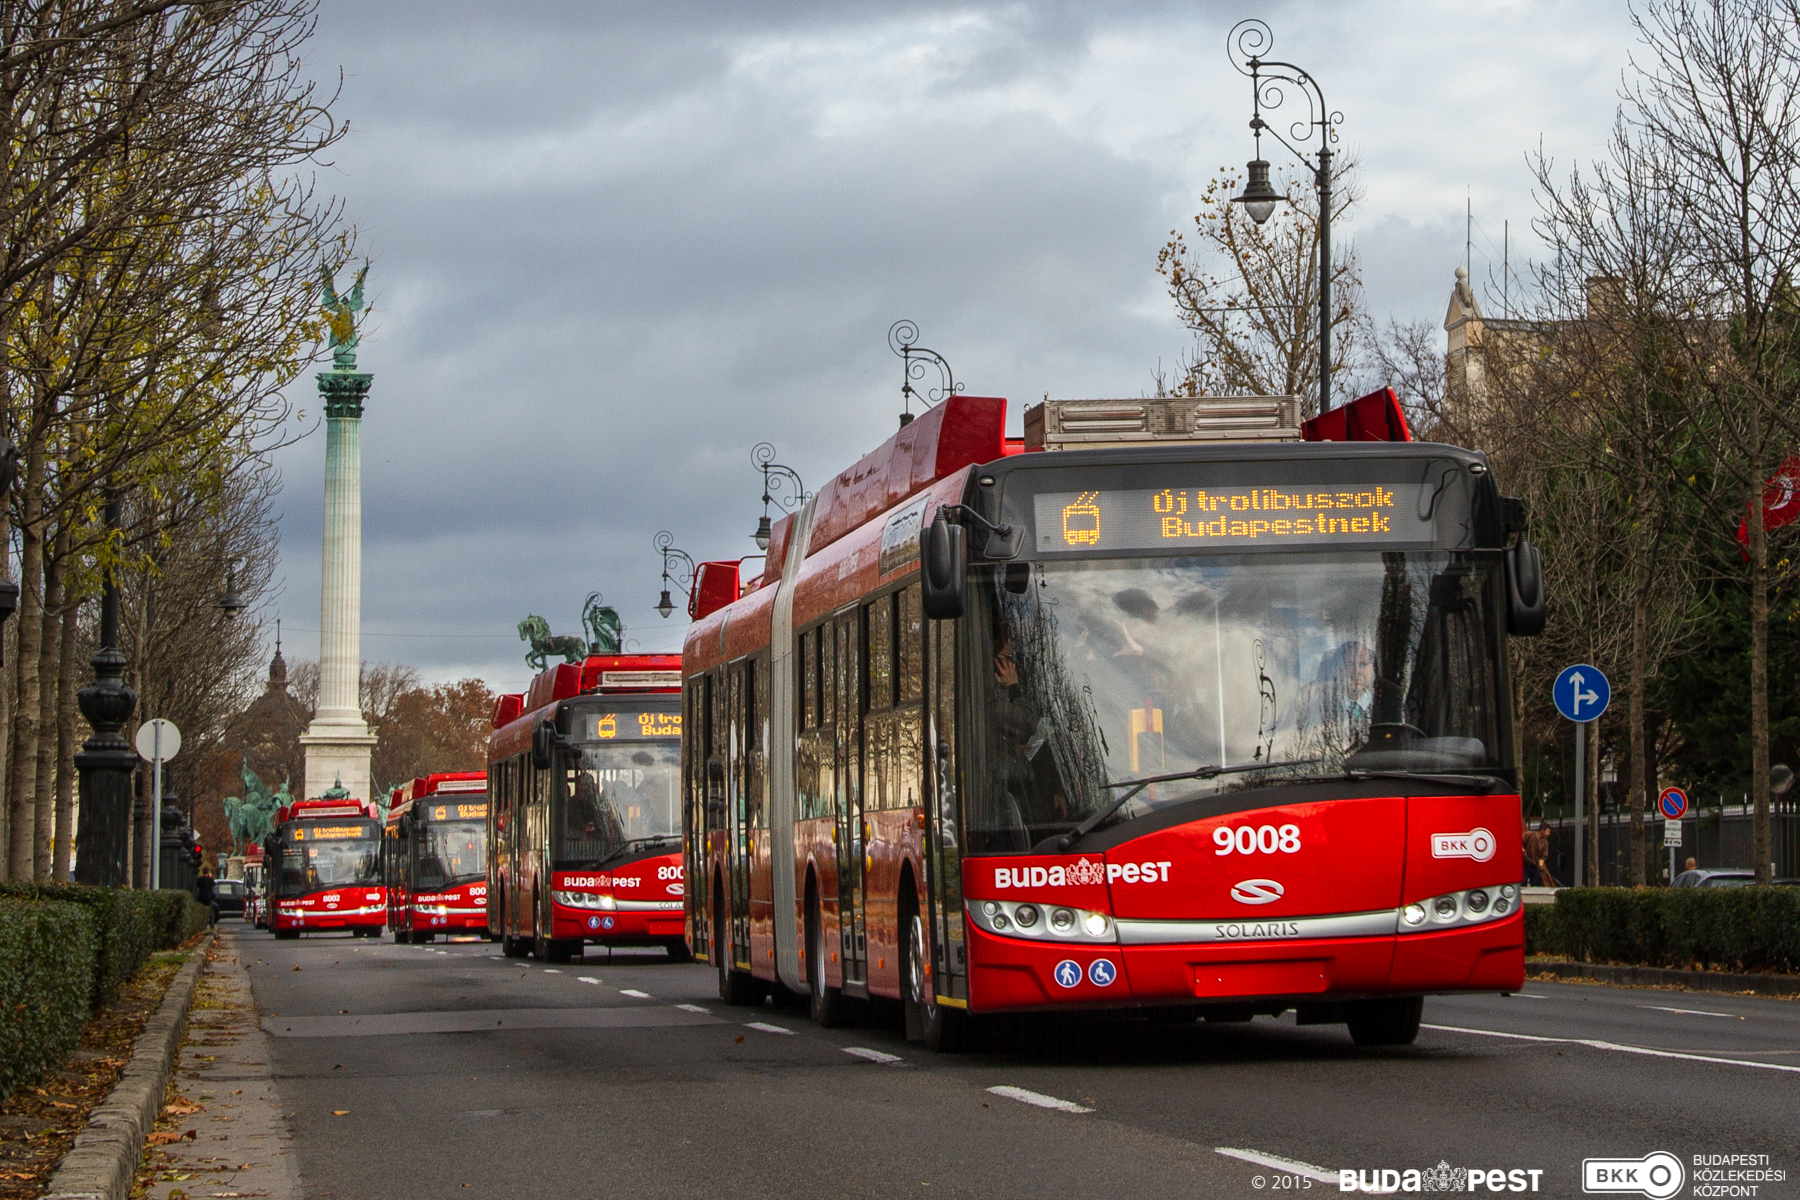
419, 819, 486, 889
281, 822, 380, 890
557, 739, 682, 868
966, 551, 1507, 853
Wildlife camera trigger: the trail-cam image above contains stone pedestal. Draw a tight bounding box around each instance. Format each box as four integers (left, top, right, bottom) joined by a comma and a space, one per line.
301, 368, 378, 801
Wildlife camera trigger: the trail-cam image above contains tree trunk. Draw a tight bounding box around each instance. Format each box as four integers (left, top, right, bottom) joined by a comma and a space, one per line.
1588, 722, 1602, 886
5, 438, 46, 881
131, 568, 151, 888
31, 529, 63, 879
1627, 499, 1651, 887
51, 588, 78, 882
1750, 471, 1772, 884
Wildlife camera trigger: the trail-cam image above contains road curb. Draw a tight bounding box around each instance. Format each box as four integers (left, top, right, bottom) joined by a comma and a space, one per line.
41, 928, 216, 1200
1528, 958, 1800, 997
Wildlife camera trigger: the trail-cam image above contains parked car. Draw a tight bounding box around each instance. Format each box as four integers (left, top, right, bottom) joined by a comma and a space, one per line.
212, 878, 247, 919
1672, 869, 1800, 887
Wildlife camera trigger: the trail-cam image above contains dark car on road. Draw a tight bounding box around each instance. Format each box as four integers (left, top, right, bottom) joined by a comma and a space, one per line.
1673, 869, 1800, 888
211, 878, 247, 919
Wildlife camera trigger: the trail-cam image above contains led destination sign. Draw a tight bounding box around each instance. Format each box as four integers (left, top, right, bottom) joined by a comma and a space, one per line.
578, 710, 682, 741
1032, 482, 1437, 553
291, 824, 375, 842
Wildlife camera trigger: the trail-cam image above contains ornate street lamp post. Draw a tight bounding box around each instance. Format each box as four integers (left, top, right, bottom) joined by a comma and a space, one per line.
218, 560, 247, 620
653, 531, 695, 620
888, 319, 962, 428
1228, 20, 1344, 417
750, 442, 807, 552
74, 493, 138, 886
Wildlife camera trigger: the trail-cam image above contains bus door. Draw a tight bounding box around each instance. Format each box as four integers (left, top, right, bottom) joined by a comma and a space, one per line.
834, 611, 868, 987
926, 617, 967, 1003
727, 664, 752, 969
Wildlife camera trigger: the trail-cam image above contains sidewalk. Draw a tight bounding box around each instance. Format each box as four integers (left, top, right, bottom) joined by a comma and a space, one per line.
136, 927, 299, 1200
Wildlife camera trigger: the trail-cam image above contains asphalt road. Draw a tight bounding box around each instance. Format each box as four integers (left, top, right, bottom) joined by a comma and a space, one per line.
238, 925, 1800, 1199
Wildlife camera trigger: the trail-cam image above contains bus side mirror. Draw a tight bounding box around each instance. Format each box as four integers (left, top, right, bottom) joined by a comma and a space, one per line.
921, 511, 966, 620
1506, 535, 1547, 636
531, 719, 557, 770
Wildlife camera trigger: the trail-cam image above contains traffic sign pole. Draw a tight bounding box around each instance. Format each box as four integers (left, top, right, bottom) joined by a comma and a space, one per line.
134, 719, 182, 891
1575, 722, 1584, 888
1553, 665, 1612, 891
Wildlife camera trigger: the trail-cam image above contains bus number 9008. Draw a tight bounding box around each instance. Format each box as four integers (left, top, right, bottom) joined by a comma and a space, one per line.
1213, 824, 1302, 855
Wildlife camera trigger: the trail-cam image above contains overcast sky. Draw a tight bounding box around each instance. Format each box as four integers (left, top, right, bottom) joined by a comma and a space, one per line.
263, 0, 1636, 696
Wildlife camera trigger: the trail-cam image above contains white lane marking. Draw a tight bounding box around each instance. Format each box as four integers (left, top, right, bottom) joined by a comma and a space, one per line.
675, 1004, 709, 1014
1423, 1023, 1800, 1073
745, 1022, 793, 1035
619, 989, 651, 999
1513, 994, 1548, 999
986, 1086, 1093, 1114
843, 1046, 902, 1064
578, 977, 601, 985
542, 969, 561, 974
435, 950, 449, 955
1639, 1005, 1735, 1018
486, 955, 505, 961
1215, 1147, 1337, 1185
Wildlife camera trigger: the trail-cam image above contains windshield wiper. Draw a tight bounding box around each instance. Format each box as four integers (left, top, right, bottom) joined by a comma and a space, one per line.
1057, 758, 1327, 852
1319, 769, 1506, 792
592, 835, 680, 868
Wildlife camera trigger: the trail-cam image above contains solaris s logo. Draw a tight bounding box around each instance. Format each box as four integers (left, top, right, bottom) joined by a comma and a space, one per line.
1230, 878, 1284, 905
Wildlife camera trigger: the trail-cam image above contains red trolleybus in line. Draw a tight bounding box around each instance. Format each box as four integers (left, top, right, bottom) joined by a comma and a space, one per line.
488, 653, 688, 962
683, 389, 1547, 1050
266, 795, 386, 939
384, 772, 490, 942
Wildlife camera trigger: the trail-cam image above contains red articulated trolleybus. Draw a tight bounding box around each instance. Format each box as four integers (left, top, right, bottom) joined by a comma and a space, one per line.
266, 795, 386, 940
487, 653, 687, 962
684, 388, 1547, 1050
384, 772, 491, 942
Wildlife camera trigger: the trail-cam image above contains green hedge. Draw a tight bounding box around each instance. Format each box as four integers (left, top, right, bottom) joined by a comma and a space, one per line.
0, 899, 96, 1102
0, 883, 208, 1007
1530, 886, 1800, 973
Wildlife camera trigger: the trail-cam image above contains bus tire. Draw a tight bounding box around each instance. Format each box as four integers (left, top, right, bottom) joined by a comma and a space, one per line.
806, 887, 845, 1028
416, 932, 435, 944
901, 902, 926, 1043
664, 939, 693, 963
535, 935, 575, 963
716, 888, 755, 1005
1345, 996, 1424, 1047
275, 930, 299, 941
502, 935, 530, 958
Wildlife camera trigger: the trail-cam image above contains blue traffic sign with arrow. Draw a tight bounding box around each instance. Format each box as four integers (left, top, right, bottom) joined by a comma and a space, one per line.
1553, 664, 1611, 723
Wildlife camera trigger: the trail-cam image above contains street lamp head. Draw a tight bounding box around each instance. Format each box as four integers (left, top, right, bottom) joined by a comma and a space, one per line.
753, 513, 772, 552
218, 565, 247, 620
655, 589, 675, 620
1233, 159, 1281, 225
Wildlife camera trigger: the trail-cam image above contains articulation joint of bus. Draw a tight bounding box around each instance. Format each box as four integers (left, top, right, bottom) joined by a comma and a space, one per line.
683, 387, 1547, 1049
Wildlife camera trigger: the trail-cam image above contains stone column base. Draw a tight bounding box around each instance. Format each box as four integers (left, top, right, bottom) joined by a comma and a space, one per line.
299, 727, 379, 803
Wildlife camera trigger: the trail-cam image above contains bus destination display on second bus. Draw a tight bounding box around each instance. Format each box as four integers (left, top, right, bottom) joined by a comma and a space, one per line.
578, 710, 681, 741
1032, 482, 1437, 553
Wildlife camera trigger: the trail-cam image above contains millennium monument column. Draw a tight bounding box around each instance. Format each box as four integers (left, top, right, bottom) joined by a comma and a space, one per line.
300, 264, 378, 801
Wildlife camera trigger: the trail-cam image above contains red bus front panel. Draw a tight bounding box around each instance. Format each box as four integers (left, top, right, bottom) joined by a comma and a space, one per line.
549, 856, 685, 943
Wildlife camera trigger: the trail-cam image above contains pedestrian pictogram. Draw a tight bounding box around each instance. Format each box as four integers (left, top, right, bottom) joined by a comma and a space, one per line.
1053, 960, 1082, 989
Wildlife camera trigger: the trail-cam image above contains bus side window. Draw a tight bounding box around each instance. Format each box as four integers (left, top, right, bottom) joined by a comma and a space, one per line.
867, 594, 893, 713
898, 584, 922, 705
800, 628, 817, 731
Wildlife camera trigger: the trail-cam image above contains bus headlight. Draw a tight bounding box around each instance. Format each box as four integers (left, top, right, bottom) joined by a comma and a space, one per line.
1403, 904, 1427, 926
968, 900, 1116, 944
552, 891, 618, 910
1401, 886, 1519, 934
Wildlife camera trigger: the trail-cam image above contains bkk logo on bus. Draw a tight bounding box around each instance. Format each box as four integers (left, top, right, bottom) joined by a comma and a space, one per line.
1431, 828, 1496, 863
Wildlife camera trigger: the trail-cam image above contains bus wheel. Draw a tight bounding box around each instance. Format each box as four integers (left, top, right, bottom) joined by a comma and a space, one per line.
535, 936, 575, 963
501, 935, 530, 958
275, 930, 299, 941
664, 939, 693, 963
1345, 996, 1424, 1047
807, 889, 844, 1028
416, 932, 435, 944
905, 907, 965, 1051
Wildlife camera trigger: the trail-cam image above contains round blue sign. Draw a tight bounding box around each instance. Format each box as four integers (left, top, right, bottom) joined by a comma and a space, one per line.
586, 915, 602, 931
1659, 787, 1689, 821
1553, 664, 1611, 723
1052, 960, 1082, 989
600, 916, 615, 930
1087, 959, 1117, 987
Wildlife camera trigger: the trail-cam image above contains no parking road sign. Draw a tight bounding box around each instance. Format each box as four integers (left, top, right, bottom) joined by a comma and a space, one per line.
1659, 787, 1689, 821
1553, 664, 1611, 723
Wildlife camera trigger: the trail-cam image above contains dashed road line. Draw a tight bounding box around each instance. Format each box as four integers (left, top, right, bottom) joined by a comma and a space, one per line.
745, 1022, 793, 1035
1215, 1147, 1337, 1184
1423, 1023, 1800, 1072
843, 1046, 901, 1063
578, 977, 601, 985
619, 989, 651, 999
675, 1004, 709, 1014
986, 1086, 1092, 1113
1639, 1005, 1736, 1018
542, 969, 561, 974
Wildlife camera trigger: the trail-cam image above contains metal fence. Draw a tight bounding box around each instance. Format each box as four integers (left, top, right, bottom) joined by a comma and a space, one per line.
1539, 804, 1800, 885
